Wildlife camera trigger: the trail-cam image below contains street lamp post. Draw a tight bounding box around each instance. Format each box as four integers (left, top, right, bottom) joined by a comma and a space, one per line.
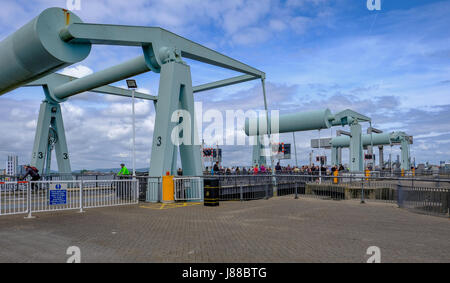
126, 79, 138, 178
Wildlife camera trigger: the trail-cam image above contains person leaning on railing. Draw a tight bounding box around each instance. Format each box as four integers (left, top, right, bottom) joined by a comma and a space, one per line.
116, 163, 131, 200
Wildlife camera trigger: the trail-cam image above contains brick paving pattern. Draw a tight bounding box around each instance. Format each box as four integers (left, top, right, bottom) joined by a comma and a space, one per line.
0, 197, 449, 263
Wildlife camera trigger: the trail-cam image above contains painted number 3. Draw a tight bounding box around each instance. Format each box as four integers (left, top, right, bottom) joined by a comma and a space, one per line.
156, 136, 162, 146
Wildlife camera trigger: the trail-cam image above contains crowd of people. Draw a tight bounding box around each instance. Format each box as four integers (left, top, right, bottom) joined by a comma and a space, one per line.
202, 161, 349, 176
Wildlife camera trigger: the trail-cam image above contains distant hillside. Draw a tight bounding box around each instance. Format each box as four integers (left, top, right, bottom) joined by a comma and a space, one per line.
72, 168, 149, 174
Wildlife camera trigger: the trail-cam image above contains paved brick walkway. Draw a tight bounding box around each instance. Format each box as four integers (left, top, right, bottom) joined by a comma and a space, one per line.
0, 197, 448, 263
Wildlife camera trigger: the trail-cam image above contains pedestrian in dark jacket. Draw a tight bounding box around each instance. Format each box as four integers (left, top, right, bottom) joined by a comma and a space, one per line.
213, 162, 220, 175
22, 165, 40, 191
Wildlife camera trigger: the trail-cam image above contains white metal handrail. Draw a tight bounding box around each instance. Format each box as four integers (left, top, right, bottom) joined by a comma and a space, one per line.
174, 177, 203, 201
1, 179, 138, 218
0, 181, 29, 216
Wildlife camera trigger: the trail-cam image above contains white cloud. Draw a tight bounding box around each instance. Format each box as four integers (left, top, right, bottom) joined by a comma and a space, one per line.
415, 132, 450, 140
60, 65, 94, 78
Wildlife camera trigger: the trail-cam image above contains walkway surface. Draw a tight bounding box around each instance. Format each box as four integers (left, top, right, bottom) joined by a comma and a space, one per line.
0, 197, 449, 263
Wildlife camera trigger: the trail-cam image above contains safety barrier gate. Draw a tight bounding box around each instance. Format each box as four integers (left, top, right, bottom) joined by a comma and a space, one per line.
0, 179, 138, 217
174, 177, 203, 201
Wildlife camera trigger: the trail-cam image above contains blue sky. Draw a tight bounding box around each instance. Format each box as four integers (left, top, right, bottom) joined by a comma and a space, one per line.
0, 0, 449, 170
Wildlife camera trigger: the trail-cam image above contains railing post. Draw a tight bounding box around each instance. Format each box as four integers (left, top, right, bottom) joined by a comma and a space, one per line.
447, 189, 450, 218
397, 179, 403, 208
135, 178, 139, 203
79, 180, 84, 213
24, 182, 35, 219
159, 177, 162, 203
240, 184, 243, 201
361, 179, 365, 204
265, 183, 269, 200
294, 180, 298, 199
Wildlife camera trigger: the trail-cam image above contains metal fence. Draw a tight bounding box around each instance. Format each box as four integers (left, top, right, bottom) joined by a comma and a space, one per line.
284, 174, 449, 217
398, 185, 450, 216
217, 175, 273, 201
4, 173, 447, 219
0, 179, 138, 217
134, 174, 449, 217
0, 181, 29, 216
174, 177, 203, 201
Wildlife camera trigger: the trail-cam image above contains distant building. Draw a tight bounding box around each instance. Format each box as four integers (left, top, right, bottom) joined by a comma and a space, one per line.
6, 155, 18, 176
17, 165, 27, 176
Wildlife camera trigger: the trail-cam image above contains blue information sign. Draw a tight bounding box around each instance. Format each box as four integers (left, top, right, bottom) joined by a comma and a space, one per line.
49, 184, 67, 205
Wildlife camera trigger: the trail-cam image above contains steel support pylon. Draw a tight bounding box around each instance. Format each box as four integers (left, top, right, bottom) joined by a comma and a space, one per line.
349, 122, 363, 172
252, 136, 267, 167
331, 147, 339, 167
400, 138, 411, 171
31, 101, 71, 175
147, 61, 203, 202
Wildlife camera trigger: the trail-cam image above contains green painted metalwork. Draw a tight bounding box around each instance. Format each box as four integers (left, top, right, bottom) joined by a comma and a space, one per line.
244, 109, 333, 136
26, 73, 155, 174
193, 75, 257, 93
331, 133, 392, 148
27, 73, 156, 101
330, 109, 371, 126
31, 101, 71, 175
59, 23, 265, 78
331, 132, 412, 170
349, 122, 364, 172
252, 136, 267, 167
51, 57, 150, 100
0, 8, 266, 203
0, 8, 91, 95
245, 108, 371, 170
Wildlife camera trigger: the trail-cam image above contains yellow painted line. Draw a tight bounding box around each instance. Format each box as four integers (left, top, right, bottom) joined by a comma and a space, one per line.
139, 202, 201, 210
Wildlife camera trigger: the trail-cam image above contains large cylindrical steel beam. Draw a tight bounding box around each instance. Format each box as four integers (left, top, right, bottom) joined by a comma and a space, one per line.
245, 109, 333, 136
331, 133, 392, 148
51, 56, 150, 101
0, 8, 91, 95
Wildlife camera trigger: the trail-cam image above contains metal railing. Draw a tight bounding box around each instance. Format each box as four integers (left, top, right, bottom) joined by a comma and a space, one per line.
398, 184, 449, 216
29, 180, 82, 214
217, 175, 273, 201
82, 179, 138, 209
0, 179, 138, 218
6, 173, 444, 218
174, 177, 203, 201
0, 181, 29, 215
